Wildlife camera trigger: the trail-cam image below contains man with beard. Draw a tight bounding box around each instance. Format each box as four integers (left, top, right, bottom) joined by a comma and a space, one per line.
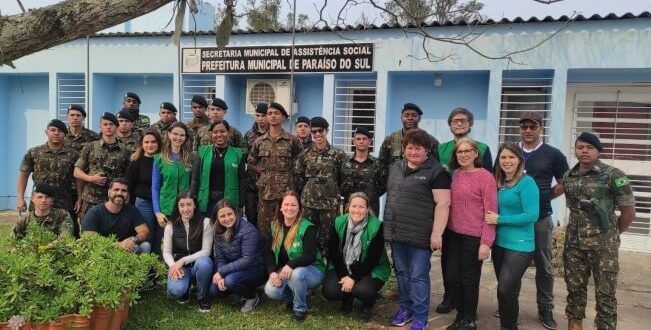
122, 92, 150, 130
14, 183, 74, 239
64, 104, 99, 153
242, 103, 269, 228
150, 102, 178, 137
193, 97, 244, 150
294, 116, 313, 150
186, 95, 211, 145
82, 177, 151, 254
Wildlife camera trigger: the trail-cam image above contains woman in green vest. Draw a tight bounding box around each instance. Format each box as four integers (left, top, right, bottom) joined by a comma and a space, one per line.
153, 121, 194, 225
190, 120, 245, 215
322, 192, 391, 322
263, 191, 325, 322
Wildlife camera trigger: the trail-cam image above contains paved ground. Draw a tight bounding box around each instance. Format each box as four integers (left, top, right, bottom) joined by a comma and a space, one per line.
2, 210, 649, 329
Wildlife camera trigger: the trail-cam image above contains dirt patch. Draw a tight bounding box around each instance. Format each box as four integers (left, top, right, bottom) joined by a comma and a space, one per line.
0, 210, 18, 225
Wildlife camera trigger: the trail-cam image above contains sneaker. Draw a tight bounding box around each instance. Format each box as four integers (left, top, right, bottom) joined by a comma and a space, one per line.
340, 299, 353, 313
198, 298, 211, 312
436, 292, 453, 314
390, 308, 413, 327
465, 320, 477, 330
292, 310, 307, 322
177, 292, 190, 304
358, 307, 372, 322
446, 315, 465, 330
240, 293, 260, 313
410, 320, 428, 330
538, 310, 557, 330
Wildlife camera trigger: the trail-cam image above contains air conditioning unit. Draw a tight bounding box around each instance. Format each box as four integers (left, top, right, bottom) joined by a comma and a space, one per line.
245, 79, 294, 115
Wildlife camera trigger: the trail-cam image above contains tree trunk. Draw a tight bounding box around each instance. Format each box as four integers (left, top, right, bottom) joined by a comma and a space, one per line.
0, 0, 175, 64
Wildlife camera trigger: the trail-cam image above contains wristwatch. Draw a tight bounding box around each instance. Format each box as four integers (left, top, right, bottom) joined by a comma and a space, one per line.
130, 236, 138, 244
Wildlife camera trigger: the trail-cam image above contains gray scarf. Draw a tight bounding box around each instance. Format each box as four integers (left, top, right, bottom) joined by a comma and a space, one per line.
343, 215, 368, 274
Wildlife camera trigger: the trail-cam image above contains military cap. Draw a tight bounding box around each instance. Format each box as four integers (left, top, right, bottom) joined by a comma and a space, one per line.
191, 95, 208, 108
353, 126, 373, 139
310, 116, 329, 129
519, 111, 544, 126
116, 110, 135, 122
47, 119, 68, 134
295, 116, 310, 125
402, 103, 423, 115
101, 112, 119, 126
67, 104, 87, 117
211, 98, 228, 110
269, 102, 288, 117
160, 102, 177, 113
255, 103, 268, 114
124, 92, 141, 104
33, 183, 56, 197
576, 132, 603, 151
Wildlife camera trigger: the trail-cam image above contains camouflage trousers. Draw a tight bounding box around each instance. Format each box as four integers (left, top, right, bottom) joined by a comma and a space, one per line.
303, 207, 339, 258
257, 198, 279, 242
563, 245, 619, 330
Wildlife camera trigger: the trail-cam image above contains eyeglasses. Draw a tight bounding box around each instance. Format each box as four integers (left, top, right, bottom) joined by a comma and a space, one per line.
451, 119, 469, 125
311, 128, 325, 135
520, 124, 539, 131
455, 148, 476, 156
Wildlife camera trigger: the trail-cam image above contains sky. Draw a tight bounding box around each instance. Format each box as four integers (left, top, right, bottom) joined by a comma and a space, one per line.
2, 0, 651, 23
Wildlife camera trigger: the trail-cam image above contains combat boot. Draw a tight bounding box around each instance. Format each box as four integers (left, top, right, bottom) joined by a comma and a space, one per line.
567, 319, 582, 330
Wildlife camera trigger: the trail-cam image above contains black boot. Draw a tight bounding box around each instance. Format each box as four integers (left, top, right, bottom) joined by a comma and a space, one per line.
436, 292, 453, 314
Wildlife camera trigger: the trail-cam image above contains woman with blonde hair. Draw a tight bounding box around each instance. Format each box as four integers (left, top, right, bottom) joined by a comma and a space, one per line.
264, 191, 325, 322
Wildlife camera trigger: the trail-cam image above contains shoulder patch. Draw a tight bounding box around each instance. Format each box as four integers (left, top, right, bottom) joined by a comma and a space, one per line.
614, 176, 630, 188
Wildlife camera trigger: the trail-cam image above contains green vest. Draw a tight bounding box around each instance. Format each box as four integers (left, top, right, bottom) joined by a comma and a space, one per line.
272, 218, 325, 272
197, 145, 243, 212
332, 214, 391, 282
154, 153, 192, 216
437, 139, 489, 171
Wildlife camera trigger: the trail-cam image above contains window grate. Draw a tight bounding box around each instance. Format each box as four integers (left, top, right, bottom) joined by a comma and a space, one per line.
181, 75, 216, 121
57, 73, 86, 123
333, 78, 377, 154
498, 73, 553, 143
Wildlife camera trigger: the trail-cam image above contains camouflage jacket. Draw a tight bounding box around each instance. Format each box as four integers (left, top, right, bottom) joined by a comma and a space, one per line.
243, 123, 268, 191
295, 142, 347, 210
20, 144, 79, 210
563, 160, 635, 250
193, 124, 245, 151
116, 130, 141, 154
248, 130, 302, 200
133, 113, 151, 130
378, 129, 439, 180
14, 208, 74, 238
186, 116, 210, 147
75, 140, 130, 203
340, 153, 386, 214
298, 136, 313, 150
65, 127, 100, 153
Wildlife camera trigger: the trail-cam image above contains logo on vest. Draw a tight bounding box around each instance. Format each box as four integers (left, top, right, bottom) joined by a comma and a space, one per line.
414, 175, 427, 180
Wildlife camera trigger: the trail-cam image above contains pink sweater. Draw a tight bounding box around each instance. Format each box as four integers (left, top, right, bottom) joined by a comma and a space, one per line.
449, 168, 498, 247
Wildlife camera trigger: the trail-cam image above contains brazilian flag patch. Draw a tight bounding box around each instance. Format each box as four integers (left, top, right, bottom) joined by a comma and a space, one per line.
614, 177, 630, 187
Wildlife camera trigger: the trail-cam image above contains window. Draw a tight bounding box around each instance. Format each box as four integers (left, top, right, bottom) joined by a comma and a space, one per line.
57, 73, 86, 123
182, 74, 216, 121
332, 78, 376, 154
498, 72, 553, 143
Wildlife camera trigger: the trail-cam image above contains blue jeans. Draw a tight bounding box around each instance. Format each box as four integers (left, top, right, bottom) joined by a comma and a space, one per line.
264, 265, 324, 312
167, 256, 213, 300
135, 241, 151, 254
210, 265, 267, 299
136, 197, 163, 255
391, 241, 433, 322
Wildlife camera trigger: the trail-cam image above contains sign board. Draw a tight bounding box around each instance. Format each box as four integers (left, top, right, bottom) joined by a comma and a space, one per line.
182, 43, 373, 74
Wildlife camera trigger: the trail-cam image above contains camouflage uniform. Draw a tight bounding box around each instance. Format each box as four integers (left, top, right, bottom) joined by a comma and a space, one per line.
150, 120, 175, 138
563, 160, 635, 330
116, 130, 142, 154
378, 129, 439, 182
295, 142, 347, 254
248, 130, 302, 240
75, 140, 130, 222
193, 124, 245, 151
132, 113, 151, 130
243, 123, 267, 227
14, 208, 74, 238
64, 127, 100, 153
298, 136, 313, 150
340, 153, 386, 216
186, 116, 210, 146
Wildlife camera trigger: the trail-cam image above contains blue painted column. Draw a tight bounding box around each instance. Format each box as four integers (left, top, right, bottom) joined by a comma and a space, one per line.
485, 69, 503, 155
322, 74, 334, 144
374, 71, 388, 157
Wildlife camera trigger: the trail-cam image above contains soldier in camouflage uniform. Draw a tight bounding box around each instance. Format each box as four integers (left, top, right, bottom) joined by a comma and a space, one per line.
378, 103, 439, 180
186, 95, 211, 146
122, 92, 150, 130
64, 104, 100, 153
295, 117, 347, 255
295, 116, 313, 150
17, 119, 80, 235
340, 127, 386, 216
115, 110, 141, 154
248, 102, 302, 240
14, 183, 74, 239
563, 132, 636, 330
193, 97, 244, 150
74, 113, 131, 223
243, 103, 269, 228
150, 102, 178, 138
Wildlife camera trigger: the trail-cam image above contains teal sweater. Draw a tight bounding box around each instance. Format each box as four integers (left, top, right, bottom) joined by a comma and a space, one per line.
496, 175, 539, 253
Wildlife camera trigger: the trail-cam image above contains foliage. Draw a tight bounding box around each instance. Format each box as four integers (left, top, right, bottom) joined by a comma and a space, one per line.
246, 0, 281, 31
285, 12, 310, 30
385, 0, 484, 25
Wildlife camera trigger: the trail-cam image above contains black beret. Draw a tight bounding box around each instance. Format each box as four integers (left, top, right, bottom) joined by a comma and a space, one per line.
269, 102, 288, 117
211, 98, 228, 110
117, 110, 135, 122
255, 103, 268, 114
124, 92, 141, 104
402, 103, 423, 115
310, 116, 329, 129
191, 95, 208, 108
576, 132, 603, 151
33, 183, 56, 197
295, 116, 310, 125
101, 112, 119, 126
352, 126, 373, 139
67, 104, 86, 117
47, 119, 68, 134
160, 102, 177, 113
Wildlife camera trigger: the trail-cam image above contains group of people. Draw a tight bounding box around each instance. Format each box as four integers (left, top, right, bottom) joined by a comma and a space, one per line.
14, 92, 636, 330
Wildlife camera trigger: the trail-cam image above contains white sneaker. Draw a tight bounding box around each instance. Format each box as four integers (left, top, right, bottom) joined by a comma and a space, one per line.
240, 293, 260, 313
